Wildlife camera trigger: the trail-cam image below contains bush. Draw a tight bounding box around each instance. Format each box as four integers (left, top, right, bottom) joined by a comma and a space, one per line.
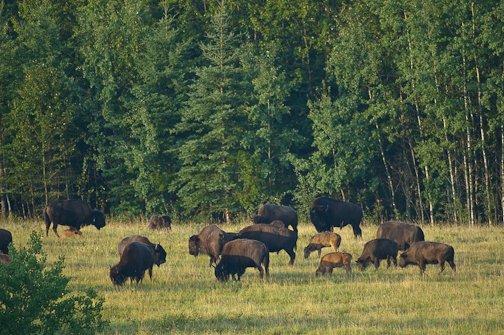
0, 232, 105, 335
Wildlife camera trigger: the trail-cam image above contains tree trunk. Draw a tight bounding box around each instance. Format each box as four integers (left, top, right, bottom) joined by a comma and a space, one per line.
501, 125, 504, 225
375, 122, 397, 217
407, 139, 425, 224
471, 1, 492, 224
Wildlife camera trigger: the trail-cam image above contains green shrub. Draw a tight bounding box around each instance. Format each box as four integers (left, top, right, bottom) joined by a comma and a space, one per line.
0, 232, 105, 335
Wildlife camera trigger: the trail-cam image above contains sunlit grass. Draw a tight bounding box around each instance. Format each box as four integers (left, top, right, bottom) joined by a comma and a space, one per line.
3, 219, 504, 334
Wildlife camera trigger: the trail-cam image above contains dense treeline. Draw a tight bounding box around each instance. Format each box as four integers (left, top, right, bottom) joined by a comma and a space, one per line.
0, 0, 502, 224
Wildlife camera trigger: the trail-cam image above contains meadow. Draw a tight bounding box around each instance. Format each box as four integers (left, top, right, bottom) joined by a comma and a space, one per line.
4, 219, 504, 334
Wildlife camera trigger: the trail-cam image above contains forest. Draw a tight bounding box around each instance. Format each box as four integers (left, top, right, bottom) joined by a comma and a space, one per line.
0, 0, 502, 225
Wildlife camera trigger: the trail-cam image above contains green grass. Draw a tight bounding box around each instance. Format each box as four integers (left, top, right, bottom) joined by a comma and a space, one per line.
3, 220, 504, 334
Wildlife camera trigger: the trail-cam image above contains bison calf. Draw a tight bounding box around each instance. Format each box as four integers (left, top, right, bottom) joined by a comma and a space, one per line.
399, 241, 456, 275
118, 235, 167, 266
315, 252, 352, 276
356, 239, 398, 270
304, 232, 341, 259
215, 239, 269, 281
0, 228, 13, 255
61, 228, 82, 239
110, 242, 155, 286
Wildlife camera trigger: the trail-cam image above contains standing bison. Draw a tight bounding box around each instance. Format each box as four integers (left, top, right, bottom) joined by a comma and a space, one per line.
148, 215, 172, 231
376, 221, 425, 250
237, 223, 297, 265
215, 239, 270, 281
44, 199, 106, 238
309, 197, 363, 238
253, 204, 298, 232
0, 228, 13, 254
304, 232, 342, 259
110, 242, 155, 286
315, 252, 352, 276
399, 241, 456, 275
188, 224, 237, 267
118, 235, 167, 266
356, 239, 398, 270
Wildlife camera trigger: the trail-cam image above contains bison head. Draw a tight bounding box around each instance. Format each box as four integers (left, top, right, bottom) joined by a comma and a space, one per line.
399, 252, 412, 268
109, 265, 126, 286
188, 235, 200, 256
309, 206, 329, 232
91, 210, 106, 230
355, 257, 370, 270
154, 244, 167, 266
303, 245, 315, 259
214, 262, 229, 282
315, 266, 326, 276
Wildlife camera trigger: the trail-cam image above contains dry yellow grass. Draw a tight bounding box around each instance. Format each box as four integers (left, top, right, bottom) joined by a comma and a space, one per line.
3, 219, 504, 334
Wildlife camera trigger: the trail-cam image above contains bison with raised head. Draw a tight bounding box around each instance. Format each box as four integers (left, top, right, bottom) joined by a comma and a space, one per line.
148, 215, 172, 231
304, 232, 341, 259
253, 204, 298, 232
44, 199, 106, 238
118, 235, 167, 266
110, 241, 155, 286
356, 239, 398, 270
215, 239, 270, 281
309, 197, 363, 238
188, 224, 237, 267
237, 223, 297, 265
0, 228, 13, 254
399, 241, 456, 275
376, 221, 424, 250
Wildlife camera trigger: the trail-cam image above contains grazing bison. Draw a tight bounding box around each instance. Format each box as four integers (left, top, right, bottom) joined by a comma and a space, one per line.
253, 204, 298, 232
315, 252, 352, 276
148, 215, 172, 231
110, 242, 155, 286
376, 221, 425, 250
356, 239, 398, 270
215, 239, 270, 281
188, 224, 237, 267
399, 241, 456, 274
304, 232, 342, 259
44, 199, 106, 238
0, 228, 13, 254
118, 235, 167, 266
309, 197, 363, 238
0, 252, 11, 264
61, 228, 82, 239
237, 223, 297, 265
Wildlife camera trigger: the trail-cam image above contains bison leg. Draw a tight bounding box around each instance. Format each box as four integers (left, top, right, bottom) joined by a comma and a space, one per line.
373, 258, 380, 270
317, 249, 322, 258
286, 249, 296, 266
52, 224, 60, 238
439, 261, 446, 274
448, 260, 456, 273
257, 264, 265, 280
386, 257, 392, 269
392, 256, 398, 267
148, 267, 153, 280
262, 254, 270, 280
328, 267, 334, 276
419, 261, 426, 275
352, 225, 362, 239
345, 264, 352, 275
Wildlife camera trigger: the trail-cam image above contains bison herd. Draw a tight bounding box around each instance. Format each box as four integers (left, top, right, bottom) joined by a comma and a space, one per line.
0, 196, 457, 285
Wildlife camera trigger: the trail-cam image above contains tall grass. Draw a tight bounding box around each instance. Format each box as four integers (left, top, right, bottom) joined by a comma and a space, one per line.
3, 220, 504, 334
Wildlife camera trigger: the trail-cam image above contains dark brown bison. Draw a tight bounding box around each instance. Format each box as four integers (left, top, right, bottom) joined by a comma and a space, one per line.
188, 224, 237, 267
60, 228, 82, 239
376, 221, 425, 250
118, 235, 167, 266
215, 239, 270, 281
399, 241, 456, 274
0, 252, 11, 264
315, 252, 352, 276
309, 197, 363, 238
44, 199, 106, 238
0, 228, 13, 254
148, 215, 172, 231
304, 232, 341, 259
237, 223, 297, 265
356, 239, 398, 270
253, 204, 298, 232
110, 242, 155, 286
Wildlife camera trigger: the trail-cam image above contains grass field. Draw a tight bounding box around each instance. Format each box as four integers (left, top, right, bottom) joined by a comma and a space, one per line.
3, 219, 504, 334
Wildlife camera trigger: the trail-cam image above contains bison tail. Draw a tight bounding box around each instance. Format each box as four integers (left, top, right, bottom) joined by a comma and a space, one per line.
417, 228, 425, 242
44, 208, 51, 236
